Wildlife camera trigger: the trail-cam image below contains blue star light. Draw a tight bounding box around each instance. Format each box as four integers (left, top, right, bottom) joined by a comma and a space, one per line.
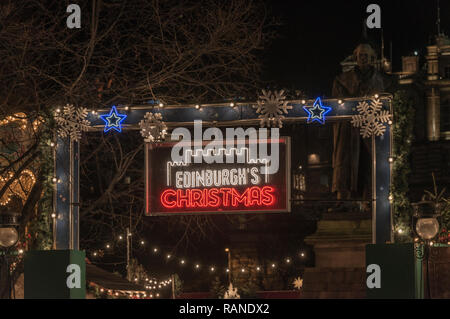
100, 105, 127, 132
303, 97, 332, 124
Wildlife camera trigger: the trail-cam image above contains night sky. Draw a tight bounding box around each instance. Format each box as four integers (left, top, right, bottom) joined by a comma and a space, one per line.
264, 0, 450, 97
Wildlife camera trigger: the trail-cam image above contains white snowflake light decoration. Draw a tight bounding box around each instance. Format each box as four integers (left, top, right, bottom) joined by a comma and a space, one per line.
139, 112, 167, 142
223, 283, 240, 299
351, 97, 391, 138
293, 276, 303, 290
253, 89, 292, 128
55, 104, 90, 142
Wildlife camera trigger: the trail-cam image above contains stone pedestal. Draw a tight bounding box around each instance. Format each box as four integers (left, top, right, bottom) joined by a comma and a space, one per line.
302, 267, 366, 298
302, 213, 371, 298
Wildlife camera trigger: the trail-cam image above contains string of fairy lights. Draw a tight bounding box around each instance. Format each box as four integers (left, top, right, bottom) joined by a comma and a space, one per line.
89, 281, 166, 299
89, 233, 309, 283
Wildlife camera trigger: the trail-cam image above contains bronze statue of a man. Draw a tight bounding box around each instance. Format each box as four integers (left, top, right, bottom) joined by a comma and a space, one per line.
331, 43, 394, 200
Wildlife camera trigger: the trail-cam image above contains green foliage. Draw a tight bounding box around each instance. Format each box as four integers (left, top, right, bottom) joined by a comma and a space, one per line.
391, 90, 416, 242
28, 113, 55, 250
28, 207, 52, 250
391, 89, 449, 243
210, 276, 227, 299
422, 173, 450, 242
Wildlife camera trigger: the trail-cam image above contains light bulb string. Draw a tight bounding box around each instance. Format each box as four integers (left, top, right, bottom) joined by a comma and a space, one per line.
88, 236, 308, 279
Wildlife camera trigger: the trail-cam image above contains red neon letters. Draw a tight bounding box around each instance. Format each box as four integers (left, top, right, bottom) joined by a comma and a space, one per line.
161, 186, 276, 209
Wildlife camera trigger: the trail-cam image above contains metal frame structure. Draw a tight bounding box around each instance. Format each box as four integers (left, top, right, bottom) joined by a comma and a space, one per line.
53, 94, 393, 249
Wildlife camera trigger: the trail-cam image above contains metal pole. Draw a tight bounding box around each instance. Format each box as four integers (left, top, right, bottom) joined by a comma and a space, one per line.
126, 227, 131, 281
437, 0, 441, 36
171, 274, 176, 299
225, 248, 231, 285
371, 136, 376, 244
5, 254, 11, 299
425, 244, 431, 299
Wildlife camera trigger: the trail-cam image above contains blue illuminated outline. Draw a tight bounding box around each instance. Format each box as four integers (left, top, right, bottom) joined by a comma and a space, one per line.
100, 105, 127, 132
302, 97, 332, 124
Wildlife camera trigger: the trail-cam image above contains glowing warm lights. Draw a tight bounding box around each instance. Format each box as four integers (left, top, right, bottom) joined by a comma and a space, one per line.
0, 113, 44, 136
0, 169, 36, 206
90, 225, 311, 284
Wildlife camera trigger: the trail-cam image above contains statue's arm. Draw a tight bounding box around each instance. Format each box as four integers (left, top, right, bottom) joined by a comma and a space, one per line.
332, 76, 349, 98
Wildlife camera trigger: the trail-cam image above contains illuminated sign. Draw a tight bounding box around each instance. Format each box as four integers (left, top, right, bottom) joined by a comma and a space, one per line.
145, 137, 291, 215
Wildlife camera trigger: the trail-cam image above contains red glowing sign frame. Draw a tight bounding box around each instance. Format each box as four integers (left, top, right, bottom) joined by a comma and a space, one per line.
145, 137, 291, 216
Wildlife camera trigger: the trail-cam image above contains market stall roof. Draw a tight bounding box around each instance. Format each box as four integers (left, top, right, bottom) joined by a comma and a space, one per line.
86, 263, 146, 292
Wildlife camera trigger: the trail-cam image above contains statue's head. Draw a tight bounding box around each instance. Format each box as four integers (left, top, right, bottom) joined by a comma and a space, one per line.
353, 43, 376, 71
